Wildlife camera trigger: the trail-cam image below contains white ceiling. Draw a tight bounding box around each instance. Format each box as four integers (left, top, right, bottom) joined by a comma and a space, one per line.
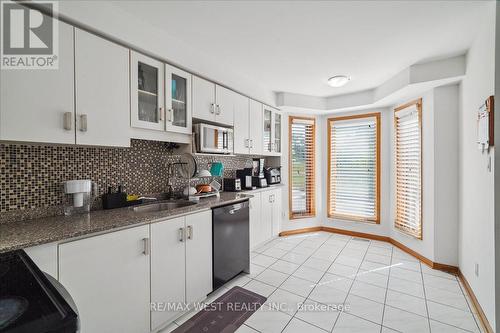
110, 0, 489, 98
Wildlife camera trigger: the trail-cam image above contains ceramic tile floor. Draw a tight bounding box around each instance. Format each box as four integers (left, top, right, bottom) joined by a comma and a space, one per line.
160, 232, 483, 333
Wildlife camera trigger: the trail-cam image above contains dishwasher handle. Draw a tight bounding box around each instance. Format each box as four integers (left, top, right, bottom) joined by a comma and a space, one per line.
215, 201, 249, 215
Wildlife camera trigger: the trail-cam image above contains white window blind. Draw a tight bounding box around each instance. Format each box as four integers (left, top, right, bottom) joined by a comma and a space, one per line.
289, 117, 316, 218
395, 101, 422, 239
328, 114, 380, 223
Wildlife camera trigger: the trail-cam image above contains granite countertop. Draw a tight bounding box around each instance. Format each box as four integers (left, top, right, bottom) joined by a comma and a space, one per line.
0, 192, 252, 253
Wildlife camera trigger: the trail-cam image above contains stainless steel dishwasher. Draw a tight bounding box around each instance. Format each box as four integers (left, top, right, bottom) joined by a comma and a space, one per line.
212, 200, 250, 290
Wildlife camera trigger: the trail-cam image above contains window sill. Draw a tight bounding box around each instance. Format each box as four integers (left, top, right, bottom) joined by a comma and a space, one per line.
328, 213, 379, 225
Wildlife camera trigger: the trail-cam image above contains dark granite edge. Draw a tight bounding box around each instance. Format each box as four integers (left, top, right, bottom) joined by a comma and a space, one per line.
0, 194, 252, 253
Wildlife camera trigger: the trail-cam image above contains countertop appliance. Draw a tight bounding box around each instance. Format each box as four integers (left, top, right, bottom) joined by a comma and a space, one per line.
193, 123, 233, 154
63, 180, 96, 216
236, 168, 255, 190
0, 250, 78, 332
212, 201, 250, 290
252, 158, 265, 178
252, 177, 268, 188
223, 178, 241, 192
264, 167, 281, 185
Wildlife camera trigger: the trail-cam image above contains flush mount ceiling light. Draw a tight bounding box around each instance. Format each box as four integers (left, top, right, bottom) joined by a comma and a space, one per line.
327, 75, 351, 87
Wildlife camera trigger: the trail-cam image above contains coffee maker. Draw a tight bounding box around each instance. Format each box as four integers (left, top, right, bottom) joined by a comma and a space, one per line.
236, 168, 254, 190
63, 180, 97, 215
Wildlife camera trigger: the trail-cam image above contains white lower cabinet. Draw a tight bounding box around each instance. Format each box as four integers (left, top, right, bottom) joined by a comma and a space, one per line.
272, 189, 282, 237
150, 217, 186, 330
185, 211, 213, 303
24, 243, 58, 278
150, 210, 212, 331
260, 191, 274, 243
249, 193, 262, 250
250, 188, 283, 249
58, 225, 150, 333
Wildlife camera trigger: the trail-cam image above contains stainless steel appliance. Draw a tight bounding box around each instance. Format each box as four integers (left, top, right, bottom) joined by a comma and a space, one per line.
193, 123, 233, 154
264, 167, 282, 185
223, 178, 241, 192
212, 201, 250, 290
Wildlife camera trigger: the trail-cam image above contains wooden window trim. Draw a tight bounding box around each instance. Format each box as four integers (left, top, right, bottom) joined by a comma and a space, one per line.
288, 116, 316, 220
394, 98, 423, 239
327, 112, 381, 224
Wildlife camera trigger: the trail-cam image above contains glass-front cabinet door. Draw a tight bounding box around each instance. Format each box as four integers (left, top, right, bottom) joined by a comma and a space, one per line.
263, 105, 282, 156
131, 51, 165, 131
273, 112, 282, 154
263, 106, 273, 153
165, 64, 192, 134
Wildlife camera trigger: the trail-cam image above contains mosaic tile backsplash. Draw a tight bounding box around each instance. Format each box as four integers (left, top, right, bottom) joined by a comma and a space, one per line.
0, 139, 256, 222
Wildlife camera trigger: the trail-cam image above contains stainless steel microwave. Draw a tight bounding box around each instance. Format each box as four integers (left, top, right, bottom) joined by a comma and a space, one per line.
193, 123, 233, 154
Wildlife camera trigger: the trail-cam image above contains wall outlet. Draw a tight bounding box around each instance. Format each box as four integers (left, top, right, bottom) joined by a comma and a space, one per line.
475, 263, 479, 277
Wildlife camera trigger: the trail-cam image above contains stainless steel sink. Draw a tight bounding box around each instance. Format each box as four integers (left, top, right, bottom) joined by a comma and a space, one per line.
132, 200, 197, 213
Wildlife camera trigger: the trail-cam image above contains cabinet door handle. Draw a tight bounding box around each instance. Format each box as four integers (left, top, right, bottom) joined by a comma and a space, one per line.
216, 104, 221, 115
159, 107, 164, 121
244, 139, 249, 148
179, 228, 185, 242
63, 112, 72, 131
250, 139, 254, 148
187, 225, 193, 240
210, 103, 215, 114
142, 238, 150, 255
168, 108, 173, 122
79, 114, 87, 132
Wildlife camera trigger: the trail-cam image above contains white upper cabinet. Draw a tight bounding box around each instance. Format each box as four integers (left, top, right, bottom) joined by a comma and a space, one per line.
233, 94, 250, 154
192, 76, 216, 122
263, 105, 273, 154
214, 85, 235, 126
165, 64, 192, 134
234, 98, 263, 155
192, 76, 234, 126
59, 225, 150, 333
75, 29, 130, 147
0, 18, 75, 144
249, 99, 263, 155
131, 51, 165, 131
263, 105, 282, 156
274, 111, 282, 154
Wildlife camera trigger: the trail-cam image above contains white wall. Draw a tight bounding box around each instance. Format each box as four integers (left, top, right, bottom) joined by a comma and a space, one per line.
458, 2, 496, 328
322, 108, 392, 238
433, 85, 459, 266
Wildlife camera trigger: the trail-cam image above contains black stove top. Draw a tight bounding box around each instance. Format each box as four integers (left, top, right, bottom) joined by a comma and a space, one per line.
0, 250, 78, 333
